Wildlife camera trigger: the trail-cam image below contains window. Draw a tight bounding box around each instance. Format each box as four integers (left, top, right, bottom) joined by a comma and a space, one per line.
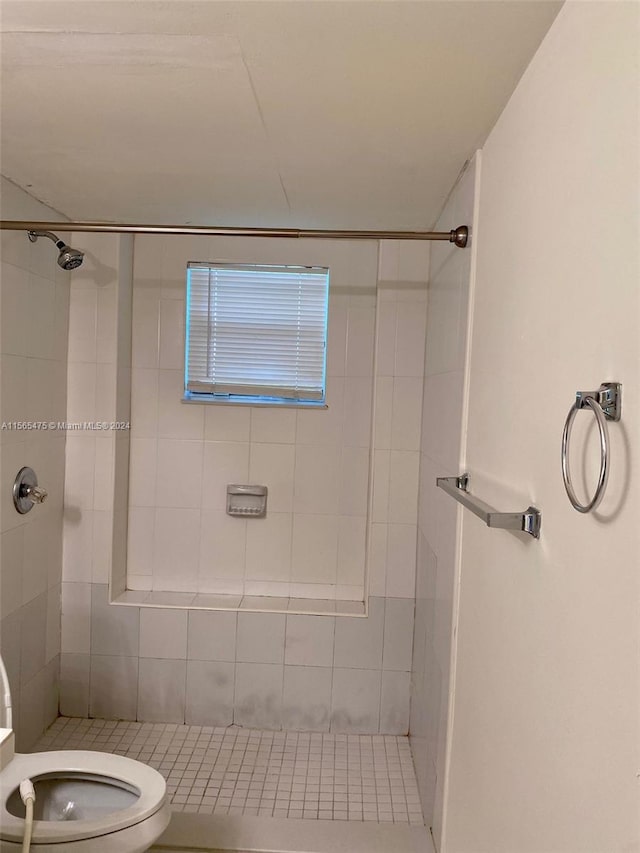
185, 262, 329, 405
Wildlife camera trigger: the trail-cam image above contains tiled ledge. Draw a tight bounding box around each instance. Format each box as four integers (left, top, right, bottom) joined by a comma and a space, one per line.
111, 590, 366, 617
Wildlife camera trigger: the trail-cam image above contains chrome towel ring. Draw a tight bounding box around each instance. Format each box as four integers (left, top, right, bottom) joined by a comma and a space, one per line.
561, 382, 621, 513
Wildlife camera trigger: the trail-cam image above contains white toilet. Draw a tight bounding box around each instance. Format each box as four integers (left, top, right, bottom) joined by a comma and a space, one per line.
0, 656, 171, 852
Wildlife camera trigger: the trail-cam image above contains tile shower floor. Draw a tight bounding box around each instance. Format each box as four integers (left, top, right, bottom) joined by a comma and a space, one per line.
34, 718, 424, 825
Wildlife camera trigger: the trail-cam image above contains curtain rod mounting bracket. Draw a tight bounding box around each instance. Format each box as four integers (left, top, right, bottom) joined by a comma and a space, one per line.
451, 226, 468, 248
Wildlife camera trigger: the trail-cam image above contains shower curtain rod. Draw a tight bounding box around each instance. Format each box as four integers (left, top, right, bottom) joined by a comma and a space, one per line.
0, 220, 469, 247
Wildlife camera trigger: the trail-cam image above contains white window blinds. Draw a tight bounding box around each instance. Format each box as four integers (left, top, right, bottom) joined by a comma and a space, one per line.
185, 263, 329, 402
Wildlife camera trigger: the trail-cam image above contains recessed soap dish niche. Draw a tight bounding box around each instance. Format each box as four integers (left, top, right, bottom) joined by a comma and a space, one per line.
226, 484, 268, 517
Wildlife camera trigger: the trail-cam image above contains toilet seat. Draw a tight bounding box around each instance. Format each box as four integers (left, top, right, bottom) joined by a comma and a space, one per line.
0, 750, 167, 845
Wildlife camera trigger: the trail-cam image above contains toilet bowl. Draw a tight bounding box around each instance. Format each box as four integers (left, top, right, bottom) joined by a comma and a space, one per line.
0, 749, 171, 852
0, 654, 171, 852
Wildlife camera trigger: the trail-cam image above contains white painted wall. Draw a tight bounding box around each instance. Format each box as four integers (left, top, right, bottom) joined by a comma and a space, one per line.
443, 4, 640, 851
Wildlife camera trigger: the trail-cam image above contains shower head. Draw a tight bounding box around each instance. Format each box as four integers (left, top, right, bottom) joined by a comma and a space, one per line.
57, 244, 84, 270
27, 230, 84, 270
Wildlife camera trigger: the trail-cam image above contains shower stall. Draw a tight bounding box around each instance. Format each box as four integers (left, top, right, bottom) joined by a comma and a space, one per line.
0, 165, 477, 852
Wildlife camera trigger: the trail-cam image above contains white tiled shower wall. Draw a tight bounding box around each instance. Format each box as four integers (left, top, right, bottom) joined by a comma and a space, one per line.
62, 232, 132, 593
128, 237, 379, 600
0, 177, 70, 749
63, 588, 414, 734
410, 156, 478, 835
60, 236, 429, 734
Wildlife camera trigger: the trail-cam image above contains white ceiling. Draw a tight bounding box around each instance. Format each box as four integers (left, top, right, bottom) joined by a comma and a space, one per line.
0, 1, 562, 229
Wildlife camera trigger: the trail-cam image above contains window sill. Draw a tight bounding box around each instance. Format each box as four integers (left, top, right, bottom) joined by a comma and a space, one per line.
182, 393, 328, 409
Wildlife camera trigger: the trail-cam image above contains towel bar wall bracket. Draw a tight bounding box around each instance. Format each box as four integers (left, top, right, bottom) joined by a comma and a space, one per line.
436, 473, 542, 539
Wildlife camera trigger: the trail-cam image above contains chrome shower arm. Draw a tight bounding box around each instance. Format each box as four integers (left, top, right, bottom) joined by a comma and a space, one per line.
28, 229, 65, 247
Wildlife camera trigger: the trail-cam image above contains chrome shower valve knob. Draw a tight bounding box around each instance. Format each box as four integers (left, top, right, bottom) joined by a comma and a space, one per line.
24, 484, 48, 504
13, 467, 48, 514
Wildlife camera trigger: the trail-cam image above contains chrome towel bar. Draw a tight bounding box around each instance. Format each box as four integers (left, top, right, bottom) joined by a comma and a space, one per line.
436, 473, 541, 539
